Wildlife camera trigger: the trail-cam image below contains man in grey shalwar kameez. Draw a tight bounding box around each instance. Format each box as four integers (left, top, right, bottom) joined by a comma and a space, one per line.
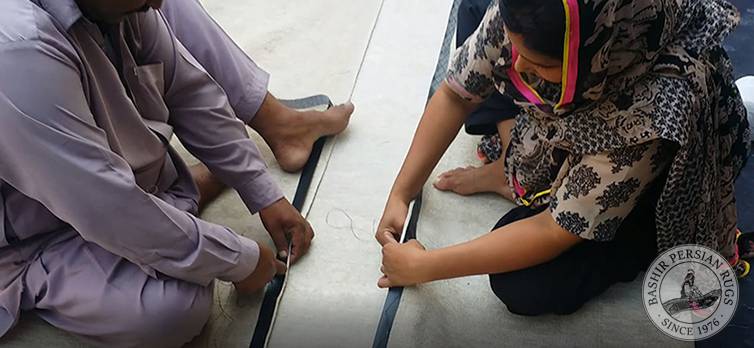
0, 0, 352, 346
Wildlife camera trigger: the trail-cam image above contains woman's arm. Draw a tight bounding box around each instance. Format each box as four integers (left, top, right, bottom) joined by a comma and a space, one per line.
379, 140, 671, 287
378, 209, 582, 287
391, 82, 478, 200
377, 0, 505, 246
376, 82, 477, 245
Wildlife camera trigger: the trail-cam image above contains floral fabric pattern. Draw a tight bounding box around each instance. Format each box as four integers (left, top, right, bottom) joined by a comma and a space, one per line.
549, 141, 667, 240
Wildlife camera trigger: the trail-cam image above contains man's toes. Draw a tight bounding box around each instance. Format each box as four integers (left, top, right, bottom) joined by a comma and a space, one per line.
319, 102, 354, 135
334, 101, 355, 118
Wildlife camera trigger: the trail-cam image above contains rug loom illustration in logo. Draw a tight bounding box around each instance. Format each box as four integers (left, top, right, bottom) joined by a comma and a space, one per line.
643, 245, 738, 341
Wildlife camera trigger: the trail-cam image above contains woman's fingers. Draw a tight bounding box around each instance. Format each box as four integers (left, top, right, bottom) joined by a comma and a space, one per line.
378, 238, 402, 288
376, 229, 400, 246
407, 239, 425, 250
378, 238, 429, 289
377, 231, 401, 245
376, 198, 410, 244
377, 275, 392, 288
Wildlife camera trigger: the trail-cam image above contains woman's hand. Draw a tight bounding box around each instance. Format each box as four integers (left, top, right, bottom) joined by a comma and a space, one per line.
378, 232, 430, 288
375, 196, 410, 246
233, 243, 287, 294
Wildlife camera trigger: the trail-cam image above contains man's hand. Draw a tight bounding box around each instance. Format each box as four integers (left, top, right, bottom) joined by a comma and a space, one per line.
259, 198, 314, 263
375, 196, 409, 246
378, 232, 430, 288
234, 243, 287, 294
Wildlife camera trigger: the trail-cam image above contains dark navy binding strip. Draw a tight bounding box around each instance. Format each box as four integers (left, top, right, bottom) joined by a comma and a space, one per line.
249, 96, 333, 348
290, 138, 328, 211
279, 95, 333, 111
372, 1, 461, 347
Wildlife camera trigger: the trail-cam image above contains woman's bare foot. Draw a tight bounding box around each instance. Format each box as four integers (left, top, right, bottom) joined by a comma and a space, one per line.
250, 94, 354, 173
433, 159, 512, 199
189, 163, 227, 212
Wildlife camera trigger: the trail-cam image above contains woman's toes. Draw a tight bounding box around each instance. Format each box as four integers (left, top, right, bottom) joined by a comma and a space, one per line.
433, 176, 454, 191
433, 163, 509, 197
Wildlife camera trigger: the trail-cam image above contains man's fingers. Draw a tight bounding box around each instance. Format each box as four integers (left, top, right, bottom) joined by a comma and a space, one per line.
377, 275, 392, 288
289, 227, 302, 264
305, 222, 315, 241
269, 227, 290, 260
289, 225, 312, 264
275, 259, 287, 275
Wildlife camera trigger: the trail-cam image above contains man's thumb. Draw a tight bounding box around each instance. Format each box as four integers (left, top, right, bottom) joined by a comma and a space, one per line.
269, 229, 290, 259
275, 259, 287, 275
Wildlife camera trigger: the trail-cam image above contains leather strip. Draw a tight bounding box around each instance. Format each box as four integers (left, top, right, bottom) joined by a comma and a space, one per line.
249, 96, 332, 348
372, 1, 461, 346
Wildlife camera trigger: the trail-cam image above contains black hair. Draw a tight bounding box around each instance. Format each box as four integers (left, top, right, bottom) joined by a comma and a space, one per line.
499, 0, 566, 60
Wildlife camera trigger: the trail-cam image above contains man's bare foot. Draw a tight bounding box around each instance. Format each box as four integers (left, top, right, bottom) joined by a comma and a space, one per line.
250, 94, 354, 173
189, 163, 227, 212
433, 159, 512, 199
269, 103, 354, 172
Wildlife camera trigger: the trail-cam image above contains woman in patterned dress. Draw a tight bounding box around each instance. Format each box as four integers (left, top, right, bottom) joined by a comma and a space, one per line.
376, 0, 750, 315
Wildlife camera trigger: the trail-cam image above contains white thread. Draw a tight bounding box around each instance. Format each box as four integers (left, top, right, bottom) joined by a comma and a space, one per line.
398, 201, 416, 244
326, 208, 371, 242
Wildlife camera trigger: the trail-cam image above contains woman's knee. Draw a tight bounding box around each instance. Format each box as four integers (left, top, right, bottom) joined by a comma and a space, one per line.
488, 272, 553, 316
488, 269, 586, 316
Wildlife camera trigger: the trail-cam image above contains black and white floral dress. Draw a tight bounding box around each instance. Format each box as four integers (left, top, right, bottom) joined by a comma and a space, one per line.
446, 0, 751, 255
